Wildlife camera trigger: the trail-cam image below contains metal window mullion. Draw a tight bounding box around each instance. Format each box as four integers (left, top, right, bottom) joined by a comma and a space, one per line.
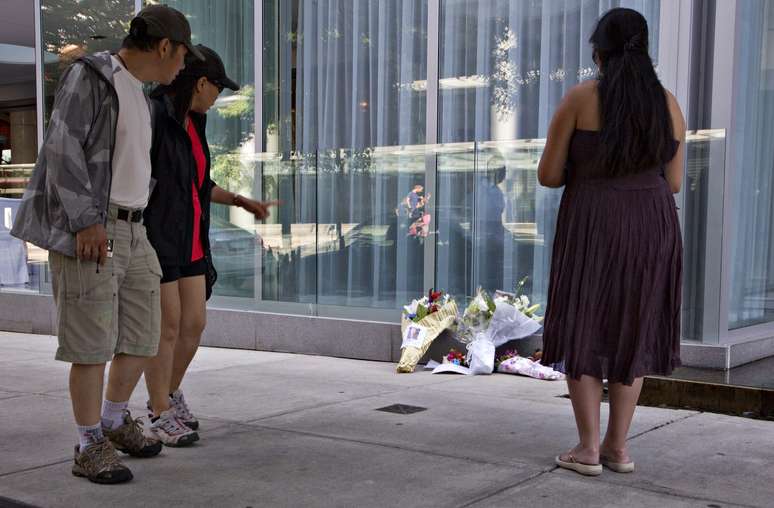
707, 0, 737, 345
34, 0, 44, 149
254, 0, 264, 307
424, 0, 440, 293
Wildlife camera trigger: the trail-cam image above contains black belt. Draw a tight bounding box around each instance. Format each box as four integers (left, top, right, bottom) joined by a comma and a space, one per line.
115, 208, 143, 223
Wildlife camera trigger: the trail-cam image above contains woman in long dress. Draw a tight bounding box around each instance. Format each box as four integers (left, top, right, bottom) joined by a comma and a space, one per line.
538, 8, 686, 476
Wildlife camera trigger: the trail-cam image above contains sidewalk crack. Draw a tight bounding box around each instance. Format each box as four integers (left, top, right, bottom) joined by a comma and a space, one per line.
456, 469, 551, 508
0, 458, 71, 480
628, 411, 701, 441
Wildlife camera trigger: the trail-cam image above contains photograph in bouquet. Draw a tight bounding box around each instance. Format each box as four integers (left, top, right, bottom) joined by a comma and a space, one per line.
402, 323, 428, 349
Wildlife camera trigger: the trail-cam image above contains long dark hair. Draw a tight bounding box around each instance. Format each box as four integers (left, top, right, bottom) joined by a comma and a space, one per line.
150, 75, 198, 125
590, 8, 674, 175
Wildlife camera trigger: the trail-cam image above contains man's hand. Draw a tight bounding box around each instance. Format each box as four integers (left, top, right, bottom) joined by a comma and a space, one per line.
76, 223, 107, 264
234, 196, 280, 220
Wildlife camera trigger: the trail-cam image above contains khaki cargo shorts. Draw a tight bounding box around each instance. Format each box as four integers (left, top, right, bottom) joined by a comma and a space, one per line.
49, 208, 162, 364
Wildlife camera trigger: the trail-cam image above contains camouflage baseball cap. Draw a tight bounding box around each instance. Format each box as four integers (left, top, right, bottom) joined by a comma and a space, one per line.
131, 4, 205, 61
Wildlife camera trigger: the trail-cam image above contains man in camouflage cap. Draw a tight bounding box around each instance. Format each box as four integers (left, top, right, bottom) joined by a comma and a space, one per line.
12, 4, 202, 484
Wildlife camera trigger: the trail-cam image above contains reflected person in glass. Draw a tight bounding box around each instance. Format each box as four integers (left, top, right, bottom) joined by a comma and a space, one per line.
399, 184, 431, 239
143, 45, 278, 446
478, 154, 507, 293
537, 8, 686, 477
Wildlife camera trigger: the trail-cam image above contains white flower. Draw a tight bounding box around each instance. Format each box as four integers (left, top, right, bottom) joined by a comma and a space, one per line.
403, 301, 418, 316
520, 295, 530, 308
473, 294, 489, 313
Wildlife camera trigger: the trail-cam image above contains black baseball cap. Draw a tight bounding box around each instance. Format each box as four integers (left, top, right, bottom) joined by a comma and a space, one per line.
131, 4, 205, 61
179, 45, 239, 91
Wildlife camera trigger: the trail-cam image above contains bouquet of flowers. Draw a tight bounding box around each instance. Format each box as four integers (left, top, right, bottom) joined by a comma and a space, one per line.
456, 288, 496, 344
497, 353, 565, 381
493, 277, 543, 323
444, 348, 467, 366
451, 288, 499, 375
397, 289, 458, 373
453, 281, 545, 375
495, 349, 519, 369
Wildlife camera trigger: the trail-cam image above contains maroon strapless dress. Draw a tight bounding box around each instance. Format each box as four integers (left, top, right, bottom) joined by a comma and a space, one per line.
541, 130, 682, 385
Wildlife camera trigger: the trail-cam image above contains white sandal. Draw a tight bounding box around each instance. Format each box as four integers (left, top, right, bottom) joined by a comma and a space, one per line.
555, 454, 603, 476
600, 456, 635, 473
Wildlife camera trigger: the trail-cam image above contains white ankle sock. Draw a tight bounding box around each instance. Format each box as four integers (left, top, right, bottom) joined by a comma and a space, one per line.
77, 423, 104, 452
101, 399, 129, 430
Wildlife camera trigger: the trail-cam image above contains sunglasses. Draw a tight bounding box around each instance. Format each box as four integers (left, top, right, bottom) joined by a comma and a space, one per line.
206, 78, 224, 93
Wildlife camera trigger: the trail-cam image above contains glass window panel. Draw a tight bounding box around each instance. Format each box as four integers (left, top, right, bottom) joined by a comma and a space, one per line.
435, 143, 475, 298
682, 129, 727, 341
259, 152, 317, 303
154, 0, 258, 299
41, 0, 135, 125
263, 0, 428, 308
14, 0, 136, 296
436, 0, 661, 309
728, 0, 774, 328
316, 146, 426, 307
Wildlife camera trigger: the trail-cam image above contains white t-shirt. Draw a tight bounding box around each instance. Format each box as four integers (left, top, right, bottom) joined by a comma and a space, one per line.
109, 55, 152, 209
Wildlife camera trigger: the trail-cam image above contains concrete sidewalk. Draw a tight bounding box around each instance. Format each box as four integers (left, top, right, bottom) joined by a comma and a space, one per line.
0, 331, 771, 508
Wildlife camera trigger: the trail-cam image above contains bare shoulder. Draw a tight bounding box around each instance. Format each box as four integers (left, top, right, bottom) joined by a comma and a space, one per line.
663, 88, 686, 139
566, 80, 599, 130
564, 79, 597, 103
664, 89, 680, 110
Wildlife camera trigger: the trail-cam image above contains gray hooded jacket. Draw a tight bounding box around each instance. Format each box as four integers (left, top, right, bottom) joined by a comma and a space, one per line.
11, 51, 153, 257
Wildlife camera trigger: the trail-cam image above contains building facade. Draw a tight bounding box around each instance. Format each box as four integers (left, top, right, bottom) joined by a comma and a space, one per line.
1, 0, 773, 369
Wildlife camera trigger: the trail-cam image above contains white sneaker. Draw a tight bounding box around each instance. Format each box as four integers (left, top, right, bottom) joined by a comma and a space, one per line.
170, 389, 199, 431
147, 409, 199, 447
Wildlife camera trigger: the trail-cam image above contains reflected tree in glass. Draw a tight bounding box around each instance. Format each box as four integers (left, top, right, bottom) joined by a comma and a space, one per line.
40, 0, 135, 124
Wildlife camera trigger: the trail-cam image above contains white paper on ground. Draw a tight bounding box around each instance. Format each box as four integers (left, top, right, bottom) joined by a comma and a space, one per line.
432, 363, 471, 375
425, 360, 441, 370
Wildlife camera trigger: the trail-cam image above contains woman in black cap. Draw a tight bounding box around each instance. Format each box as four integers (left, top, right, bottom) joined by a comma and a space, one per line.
143, 45, 276, 446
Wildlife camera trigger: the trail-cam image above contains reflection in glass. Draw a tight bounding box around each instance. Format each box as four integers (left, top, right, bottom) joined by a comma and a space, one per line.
41, 0, 135, 125
259, 152, 317, 303
436, 0, 661, 310
435, 144, 475, 298
315, 147, 426, 308
263, 0, 428, 308
681, 130, 726, 341
156, 0, 258, 299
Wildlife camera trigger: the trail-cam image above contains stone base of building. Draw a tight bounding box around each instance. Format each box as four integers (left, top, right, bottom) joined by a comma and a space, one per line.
2, 291, 771, 370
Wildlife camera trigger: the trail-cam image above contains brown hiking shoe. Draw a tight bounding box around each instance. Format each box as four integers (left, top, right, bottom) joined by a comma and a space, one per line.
103, 410, 162, 458
72, 439, 133, 484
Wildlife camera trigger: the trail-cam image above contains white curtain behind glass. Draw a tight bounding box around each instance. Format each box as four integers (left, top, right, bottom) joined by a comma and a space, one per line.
436, 0, 660, 305
296, 0, 427, 152
292, 0, 428, 307
728, 0, 774, 328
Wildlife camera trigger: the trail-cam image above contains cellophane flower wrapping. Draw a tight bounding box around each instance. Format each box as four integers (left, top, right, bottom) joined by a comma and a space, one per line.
497, 355, 565, 380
